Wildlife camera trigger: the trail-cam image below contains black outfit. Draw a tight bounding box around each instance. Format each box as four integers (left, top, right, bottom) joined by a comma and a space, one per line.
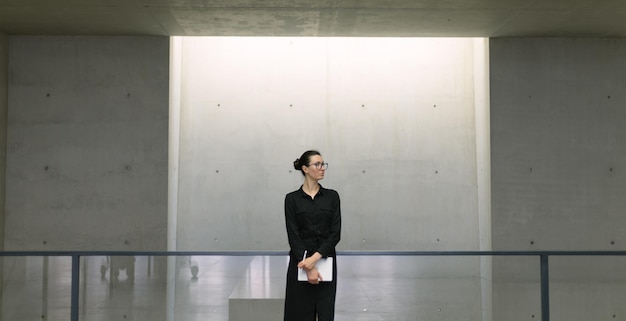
284, 185, 341, 321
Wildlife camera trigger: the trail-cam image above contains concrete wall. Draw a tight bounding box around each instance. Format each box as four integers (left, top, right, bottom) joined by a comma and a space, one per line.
175, 37, 484, 253
0, 32, 7, 250
5, 36, 170, 251
491, 38, 626, 321
9, 35, 625, 320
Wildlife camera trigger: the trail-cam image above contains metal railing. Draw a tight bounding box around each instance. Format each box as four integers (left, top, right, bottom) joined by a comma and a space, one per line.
2, 250, 626, 321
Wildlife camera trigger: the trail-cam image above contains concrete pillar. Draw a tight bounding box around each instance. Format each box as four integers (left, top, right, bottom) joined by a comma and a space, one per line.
0, 32, 7, 248
473, 37, 492, 321
0, 31, 9, 319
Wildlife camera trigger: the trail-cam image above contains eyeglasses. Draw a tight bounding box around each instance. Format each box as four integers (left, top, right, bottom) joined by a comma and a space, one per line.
307, 162, 329, 170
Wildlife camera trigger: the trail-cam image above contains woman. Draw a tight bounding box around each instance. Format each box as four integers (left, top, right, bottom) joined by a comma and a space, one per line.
284, 150, 342, 321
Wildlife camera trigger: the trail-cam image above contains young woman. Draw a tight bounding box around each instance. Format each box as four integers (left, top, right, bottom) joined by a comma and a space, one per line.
284, 150, 342, 321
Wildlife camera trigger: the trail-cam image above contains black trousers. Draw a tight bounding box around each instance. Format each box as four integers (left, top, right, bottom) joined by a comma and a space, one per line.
283, 256, 337, 321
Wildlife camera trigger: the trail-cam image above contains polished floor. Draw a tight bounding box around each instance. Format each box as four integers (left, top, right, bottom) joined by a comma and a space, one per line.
1, 255, 487, 321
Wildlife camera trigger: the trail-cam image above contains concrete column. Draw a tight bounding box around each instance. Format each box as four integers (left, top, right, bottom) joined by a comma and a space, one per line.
473, 37, 492, 321
166, 36, 182, 321
0, 31, 9, 319
0, 32, 7, 248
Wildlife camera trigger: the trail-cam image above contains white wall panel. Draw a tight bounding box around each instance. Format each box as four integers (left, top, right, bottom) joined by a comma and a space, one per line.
176, 37, 482, 252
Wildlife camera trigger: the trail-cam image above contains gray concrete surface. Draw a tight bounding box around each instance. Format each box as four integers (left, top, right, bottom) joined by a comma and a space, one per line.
490, 38, 626, 321
2, 1, 626, 38
4, 36, 169, 251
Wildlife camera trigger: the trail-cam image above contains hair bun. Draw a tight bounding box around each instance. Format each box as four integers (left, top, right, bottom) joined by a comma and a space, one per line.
293, 158, 301, 170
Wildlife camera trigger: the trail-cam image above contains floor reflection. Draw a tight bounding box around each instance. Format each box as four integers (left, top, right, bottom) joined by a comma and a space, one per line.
1, 255, 485, 321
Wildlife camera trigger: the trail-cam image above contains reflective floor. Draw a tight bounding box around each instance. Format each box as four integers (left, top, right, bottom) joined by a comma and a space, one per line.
1, 255, 488, 321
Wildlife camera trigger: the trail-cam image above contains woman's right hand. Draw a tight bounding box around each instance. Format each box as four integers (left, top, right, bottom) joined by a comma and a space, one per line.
306, 268, 322, 284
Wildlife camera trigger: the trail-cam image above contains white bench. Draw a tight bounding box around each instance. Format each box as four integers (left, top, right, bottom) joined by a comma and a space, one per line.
229, 256, 288, 321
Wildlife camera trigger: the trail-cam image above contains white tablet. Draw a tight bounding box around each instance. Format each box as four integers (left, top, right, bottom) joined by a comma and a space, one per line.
298, 257, 333, 282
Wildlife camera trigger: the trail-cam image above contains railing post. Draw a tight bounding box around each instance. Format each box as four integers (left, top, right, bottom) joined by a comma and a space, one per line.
71, 254, 80, 321
540, 254, 549, 321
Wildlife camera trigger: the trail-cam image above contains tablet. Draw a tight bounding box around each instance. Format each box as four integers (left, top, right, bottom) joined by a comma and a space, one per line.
298, 257, 333, 282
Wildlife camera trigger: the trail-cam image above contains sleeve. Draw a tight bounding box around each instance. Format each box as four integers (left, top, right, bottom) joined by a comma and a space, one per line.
317, 190, 341, 257
285, 194, 306, 259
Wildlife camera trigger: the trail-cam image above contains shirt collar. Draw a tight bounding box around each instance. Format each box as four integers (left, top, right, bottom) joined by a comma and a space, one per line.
298, 184, 325, 197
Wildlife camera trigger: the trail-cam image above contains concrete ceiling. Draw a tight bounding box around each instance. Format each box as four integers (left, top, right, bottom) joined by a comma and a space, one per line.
1, 0, 626, 37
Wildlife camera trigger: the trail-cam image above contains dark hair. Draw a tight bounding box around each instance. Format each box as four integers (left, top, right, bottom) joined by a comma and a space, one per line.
293, 150, 321, 176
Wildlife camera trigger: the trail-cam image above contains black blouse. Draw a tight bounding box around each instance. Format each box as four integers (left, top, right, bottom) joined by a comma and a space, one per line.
284, 185, 341, 260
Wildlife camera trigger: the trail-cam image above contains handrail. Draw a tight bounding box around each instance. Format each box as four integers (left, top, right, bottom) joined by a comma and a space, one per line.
2, 250, 626, 321
3, 250, 626, 256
